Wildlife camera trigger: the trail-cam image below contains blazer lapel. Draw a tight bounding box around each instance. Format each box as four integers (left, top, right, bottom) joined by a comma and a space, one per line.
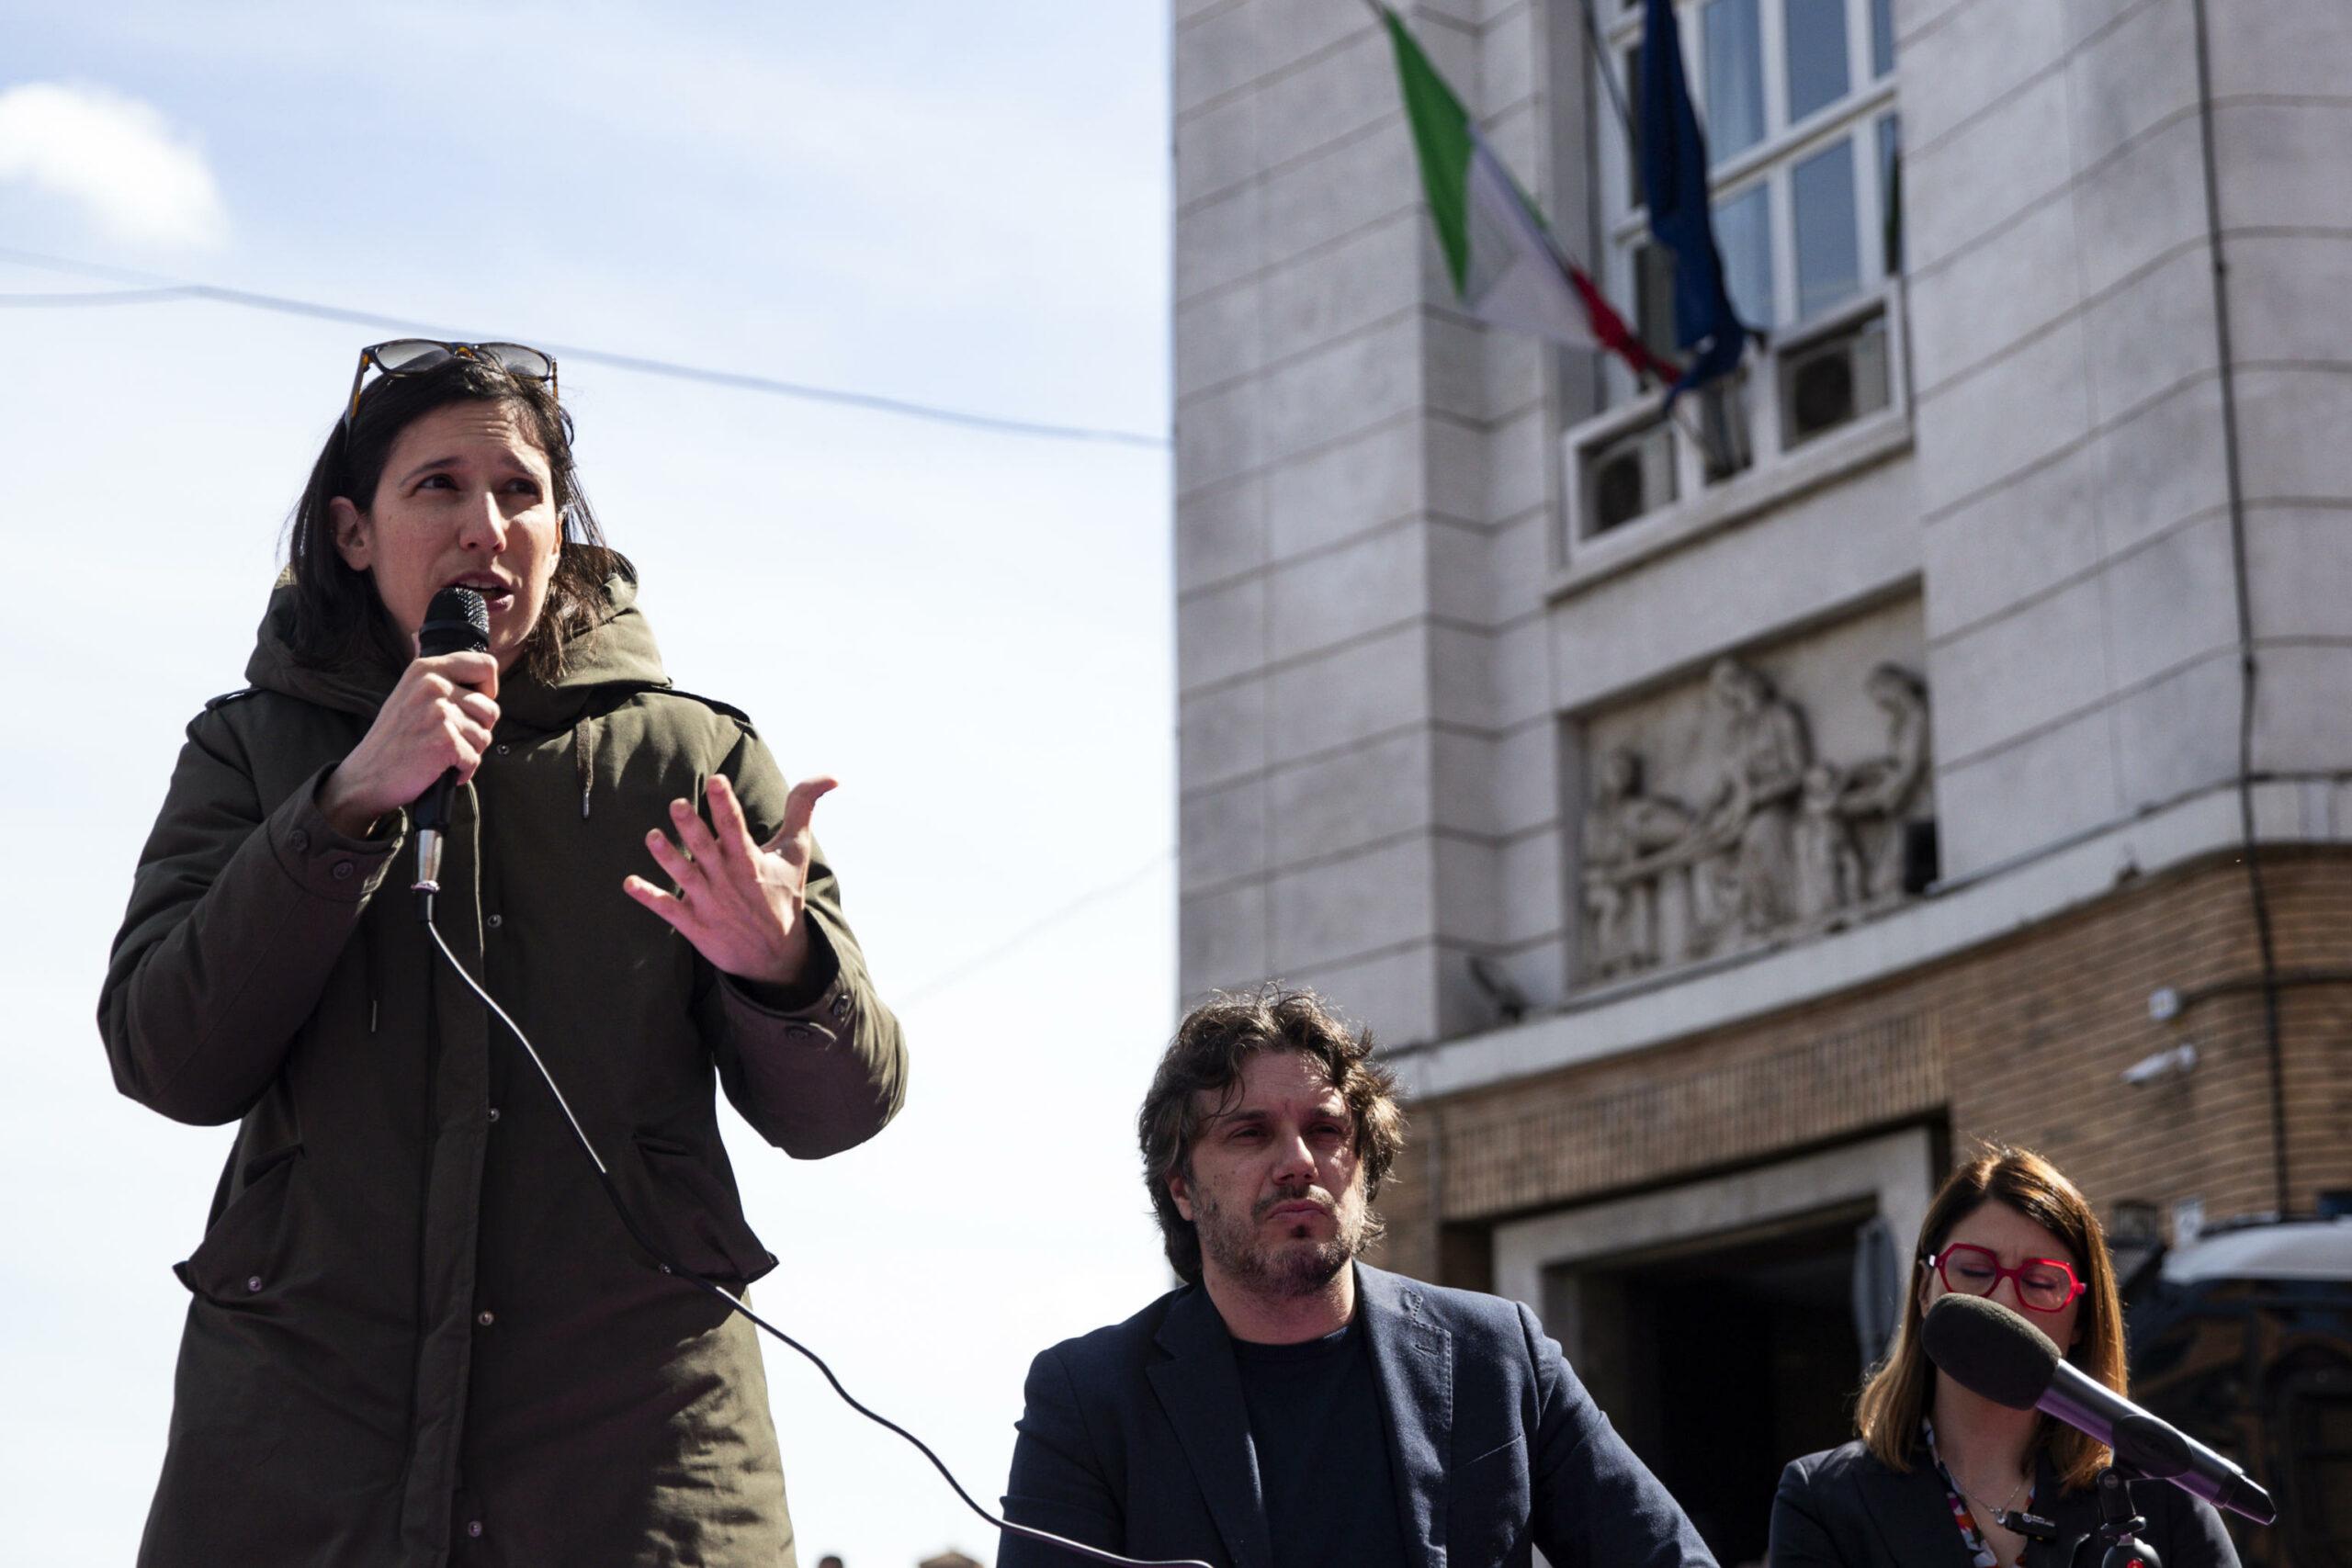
1855, 1443, 1977, 1565
1357, 1265, 1453, 1565
1148, 1287, 1271, 1568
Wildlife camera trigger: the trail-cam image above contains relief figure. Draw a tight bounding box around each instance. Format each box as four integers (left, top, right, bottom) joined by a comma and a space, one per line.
1838, 663, 1932, 897
1792, 762, 1865, 921
1582, 747, 1694, 977
1696, 658, 1811, 941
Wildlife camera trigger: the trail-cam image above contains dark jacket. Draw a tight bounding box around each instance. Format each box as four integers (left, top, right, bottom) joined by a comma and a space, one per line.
1770, 1438, 2242, 1568
101, 570, 908, 1567
998, 1262, 1718, 1568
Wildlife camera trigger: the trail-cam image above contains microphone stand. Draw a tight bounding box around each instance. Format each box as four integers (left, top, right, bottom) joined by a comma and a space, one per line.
2065, 1467, 2160, 1568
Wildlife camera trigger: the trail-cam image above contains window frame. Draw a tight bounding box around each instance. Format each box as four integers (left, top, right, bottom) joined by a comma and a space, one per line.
1559, 0, 1909, 576
1593, 0, 1897, 381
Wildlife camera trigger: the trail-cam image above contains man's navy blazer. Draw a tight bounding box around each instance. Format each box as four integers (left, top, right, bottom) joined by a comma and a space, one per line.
998, 1263, 1718, 1568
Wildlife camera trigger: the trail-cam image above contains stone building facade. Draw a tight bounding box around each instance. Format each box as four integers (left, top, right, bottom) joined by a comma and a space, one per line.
1172, 0, 2352, 1559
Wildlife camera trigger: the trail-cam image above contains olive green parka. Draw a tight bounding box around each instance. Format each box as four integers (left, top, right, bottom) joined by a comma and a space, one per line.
100, 568, 907, 1567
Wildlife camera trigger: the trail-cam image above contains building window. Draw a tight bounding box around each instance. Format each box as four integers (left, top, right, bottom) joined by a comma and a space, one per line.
1591, 0, 1900, 383
1875, 112, 1902, 275
1714, 179, 1774, 330
1704, 0, 1765, 162
1571, 0, 1905, 540
1792, 136, 1860, 320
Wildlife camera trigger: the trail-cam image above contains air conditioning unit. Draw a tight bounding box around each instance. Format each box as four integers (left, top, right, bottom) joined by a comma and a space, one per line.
1780, 310, 1892, 449
1586, 417, 1678, 535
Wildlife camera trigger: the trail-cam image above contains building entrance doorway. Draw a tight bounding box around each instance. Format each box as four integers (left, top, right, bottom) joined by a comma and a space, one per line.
1564, 1206, 1871, 1566
1490, 1126, 1939, 1568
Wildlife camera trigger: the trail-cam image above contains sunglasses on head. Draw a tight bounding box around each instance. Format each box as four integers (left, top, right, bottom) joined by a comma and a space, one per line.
343, 339, 559, 431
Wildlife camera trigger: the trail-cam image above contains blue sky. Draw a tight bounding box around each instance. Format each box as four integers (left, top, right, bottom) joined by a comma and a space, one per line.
0, 6, 1173, 1562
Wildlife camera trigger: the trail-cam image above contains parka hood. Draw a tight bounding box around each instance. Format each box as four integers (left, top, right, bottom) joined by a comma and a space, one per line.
243, 556, 668, 732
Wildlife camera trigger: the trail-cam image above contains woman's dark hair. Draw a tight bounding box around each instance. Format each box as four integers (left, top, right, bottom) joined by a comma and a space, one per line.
1854, 1144, 2128, 1492
1137, 987, 1408, 1283
282, 354, 617, 683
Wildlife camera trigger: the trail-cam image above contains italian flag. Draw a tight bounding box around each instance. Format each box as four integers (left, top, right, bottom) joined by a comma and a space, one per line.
1380, 6, 1679, 384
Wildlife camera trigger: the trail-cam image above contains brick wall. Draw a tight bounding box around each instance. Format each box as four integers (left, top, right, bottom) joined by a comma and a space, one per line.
1369, 849, 2352, 1286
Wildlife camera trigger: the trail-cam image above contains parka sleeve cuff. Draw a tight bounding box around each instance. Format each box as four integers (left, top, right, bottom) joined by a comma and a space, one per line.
269, 763, 402, 904
719, 919, 842, 1018
712, 914, 906, 1157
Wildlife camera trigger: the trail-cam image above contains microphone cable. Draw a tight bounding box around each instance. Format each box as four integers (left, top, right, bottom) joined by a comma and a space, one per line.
421, 921, 1210, 1568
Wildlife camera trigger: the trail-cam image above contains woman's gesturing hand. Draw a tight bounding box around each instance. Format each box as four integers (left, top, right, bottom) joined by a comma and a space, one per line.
624, 772, 838, 988
317, 651, 502, 837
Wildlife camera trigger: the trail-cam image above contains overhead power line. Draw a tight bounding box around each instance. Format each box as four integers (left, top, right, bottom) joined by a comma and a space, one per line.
898, 847, 1172, 1007
0, 247, 1170, 450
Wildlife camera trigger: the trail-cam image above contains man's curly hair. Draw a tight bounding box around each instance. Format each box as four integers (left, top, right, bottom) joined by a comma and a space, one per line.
1137, 987, 1407, 1282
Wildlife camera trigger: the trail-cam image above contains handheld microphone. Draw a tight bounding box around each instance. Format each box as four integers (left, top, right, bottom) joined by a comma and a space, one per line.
410, 586, 490, 922
1921, 1293, 2277, 1525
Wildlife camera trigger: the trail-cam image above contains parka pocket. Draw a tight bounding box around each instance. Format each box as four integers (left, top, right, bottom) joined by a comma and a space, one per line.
175, 1142, 303, 1304
628, 1132, 778, 1287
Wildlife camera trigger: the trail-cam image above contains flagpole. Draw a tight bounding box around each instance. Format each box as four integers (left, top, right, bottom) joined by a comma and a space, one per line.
1575, 0, 1641, 150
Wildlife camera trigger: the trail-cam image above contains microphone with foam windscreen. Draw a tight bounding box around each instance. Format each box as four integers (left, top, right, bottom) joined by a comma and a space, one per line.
410, 586, 490, 923
1921, 1292, 2276, 1525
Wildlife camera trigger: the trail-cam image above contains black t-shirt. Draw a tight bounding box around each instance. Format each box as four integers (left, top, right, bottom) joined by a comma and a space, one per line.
1229, 1316, 1410, 1568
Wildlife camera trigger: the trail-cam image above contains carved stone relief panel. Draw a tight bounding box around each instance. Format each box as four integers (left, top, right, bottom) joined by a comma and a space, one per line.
1572, 598, 1933, 984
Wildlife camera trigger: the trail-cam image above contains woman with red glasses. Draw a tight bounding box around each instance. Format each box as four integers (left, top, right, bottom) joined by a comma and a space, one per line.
1769, 1145, 2239, 1567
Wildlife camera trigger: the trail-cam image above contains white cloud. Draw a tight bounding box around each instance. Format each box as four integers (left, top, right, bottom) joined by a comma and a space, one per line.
0, 80, 228, 246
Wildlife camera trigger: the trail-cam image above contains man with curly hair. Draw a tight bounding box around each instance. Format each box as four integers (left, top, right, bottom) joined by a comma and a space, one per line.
997, 988, 1715, 1568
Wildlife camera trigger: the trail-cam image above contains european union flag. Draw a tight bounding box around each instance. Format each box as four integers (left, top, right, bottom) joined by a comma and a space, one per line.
1641, 0, 1755, 400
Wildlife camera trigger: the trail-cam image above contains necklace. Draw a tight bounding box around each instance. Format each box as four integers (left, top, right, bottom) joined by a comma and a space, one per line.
1926, 1420, 2030, 1534
1951, 1467, 2030, 1526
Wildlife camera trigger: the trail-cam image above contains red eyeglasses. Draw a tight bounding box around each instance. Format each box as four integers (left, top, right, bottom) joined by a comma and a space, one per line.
1924, 1244, 2086, 1314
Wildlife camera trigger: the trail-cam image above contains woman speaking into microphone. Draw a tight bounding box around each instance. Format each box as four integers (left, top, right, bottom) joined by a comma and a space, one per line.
99, 340, 907, 1566
1768, 1146, 2236, 1567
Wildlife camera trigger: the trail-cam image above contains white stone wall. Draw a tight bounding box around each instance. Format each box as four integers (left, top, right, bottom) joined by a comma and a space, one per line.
1174, 0, 1568, 1042
1904, 0, 2352, 875
1172, 0, 2352, 1051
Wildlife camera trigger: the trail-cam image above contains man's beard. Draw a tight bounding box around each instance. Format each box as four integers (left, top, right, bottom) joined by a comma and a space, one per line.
1194, 1180, 1374, 1299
